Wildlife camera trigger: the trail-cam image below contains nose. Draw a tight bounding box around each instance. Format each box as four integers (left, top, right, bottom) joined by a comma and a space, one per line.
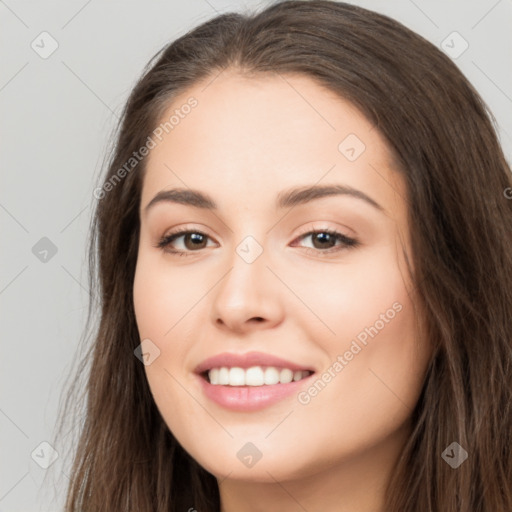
210, 244, 285, 334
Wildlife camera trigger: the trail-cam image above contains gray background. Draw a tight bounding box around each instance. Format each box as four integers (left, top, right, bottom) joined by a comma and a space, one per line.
1, 0, 511, 510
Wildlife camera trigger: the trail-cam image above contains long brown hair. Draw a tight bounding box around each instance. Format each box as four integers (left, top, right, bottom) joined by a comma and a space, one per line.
53, 1, 512, 510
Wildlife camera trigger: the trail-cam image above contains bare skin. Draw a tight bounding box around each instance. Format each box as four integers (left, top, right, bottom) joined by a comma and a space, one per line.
133, 69, 432, 512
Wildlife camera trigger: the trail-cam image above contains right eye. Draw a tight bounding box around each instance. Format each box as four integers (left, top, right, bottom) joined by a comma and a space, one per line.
155, 229, 217, 256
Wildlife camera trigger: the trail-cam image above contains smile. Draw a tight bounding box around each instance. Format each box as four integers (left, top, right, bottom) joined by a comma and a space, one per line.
194, 351, 316, 411
206, 366, 313, 386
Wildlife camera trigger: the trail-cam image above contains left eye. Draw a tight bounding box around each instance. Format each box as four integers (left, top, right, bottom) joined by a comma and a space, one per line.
155, 228, 360, 257
294, 229, 359, 253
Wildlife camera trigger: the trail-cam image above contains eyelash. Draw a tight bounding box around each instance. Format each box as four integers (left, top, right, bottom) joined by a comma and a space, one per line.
155, 226, 360, 258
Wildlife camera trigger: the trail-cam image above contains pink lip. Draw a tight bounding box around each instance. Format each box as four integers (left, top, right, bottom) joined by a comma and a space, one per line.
194, 351, 314, 374
194, 351, 315, 412
197, 373, 314, 412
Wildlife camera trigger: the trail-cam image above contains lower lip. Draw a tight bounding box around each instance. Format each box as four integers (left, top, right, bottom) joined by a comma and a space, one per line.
197, 373, 314, 412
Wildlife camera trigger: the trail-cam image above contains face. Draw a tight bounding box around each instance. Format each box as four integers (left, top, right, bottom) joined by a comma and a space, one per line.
133, 70, 432, 483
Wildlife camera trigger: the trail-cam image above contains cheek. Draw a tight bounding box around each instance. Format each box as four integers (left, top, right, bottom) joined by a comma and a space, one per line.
298, 246, 426, 418
291, 244, 408, 344
132, 260, 202, 432
133, 251, 206, 340
308, 268, 426, 423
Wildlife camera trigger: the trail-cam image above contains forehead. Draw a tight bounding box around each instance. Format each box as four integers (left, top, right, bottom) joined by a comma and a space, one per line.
141, 70, 405, 216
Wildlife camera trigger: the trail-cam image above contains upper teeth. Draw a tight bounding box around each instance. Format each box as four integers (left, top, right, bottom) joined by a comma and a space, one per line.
207, 366, 311, 386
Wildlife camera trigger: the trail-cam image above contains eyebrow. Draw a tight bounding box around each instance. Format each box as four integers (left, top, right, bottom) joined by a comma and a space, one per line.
143, 184, 385, 215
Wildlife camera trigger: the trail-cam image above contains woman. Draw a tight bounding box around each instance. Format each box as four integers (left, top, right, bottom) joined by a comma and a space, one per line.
56, 1, 512, 510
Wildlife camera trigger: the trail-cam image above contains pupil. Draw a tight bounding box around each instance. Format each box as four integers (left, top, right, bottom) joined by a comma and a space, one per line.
314, 232, 334, 249
187, 233, 206, 249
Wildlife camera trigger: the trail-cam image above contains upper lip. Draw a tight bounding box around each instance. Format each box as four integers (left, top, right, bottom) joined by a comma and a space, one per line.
194, 351, 315, 374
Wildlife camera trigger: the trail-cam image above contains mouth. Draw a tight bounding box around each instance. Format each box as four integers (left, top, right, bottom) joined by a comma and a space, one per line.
194, 351, 316, 411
